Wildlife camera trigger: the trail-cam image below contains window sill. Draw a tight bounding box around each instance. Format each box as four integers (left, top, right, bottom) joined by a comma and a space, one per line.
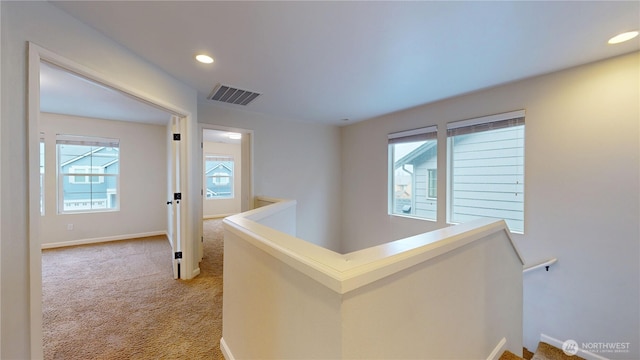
389, 213, 437, 222
446, 220, 524, 235
59, 209, 120, 215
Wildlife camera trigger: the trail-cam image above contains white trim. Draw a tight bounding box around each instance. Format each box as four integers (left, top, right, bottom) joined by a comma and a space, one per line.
486, 337, 507, 360
388, 125, 437, 139
40, 231, 166, 249
446, 109, 525, 130
56, 134, 119, 147
220, 337, 235, 360
540, 334, 611, 360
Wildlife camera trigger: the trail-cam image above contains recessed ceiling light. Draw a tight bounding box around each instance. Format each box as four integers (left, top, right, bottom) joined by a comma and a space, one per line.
608, 31, 639, 45
228, 132, 242, 140
195, 54, 214, 64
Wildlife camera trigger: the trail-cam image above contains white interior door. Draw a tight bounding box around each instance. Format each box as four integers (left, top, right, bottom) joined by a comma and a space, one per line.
168, 116, 183, 279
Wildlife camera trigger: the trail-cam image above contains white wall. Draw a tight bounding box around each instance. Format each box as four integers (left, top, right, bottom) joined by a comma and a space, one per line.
342, 229, 522, 359
0, 2, 198, 358
203, 141, 242, 218
39, 113, 167, 246
223, 227, 343, 360
198, 103, 342, 252
341, 52, 639, 358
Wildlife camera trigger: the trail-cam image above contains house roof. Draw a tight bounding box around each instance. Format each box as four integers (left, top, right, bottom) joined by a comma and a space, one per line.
205, 163, 232, 175
394, 142, 437, 169
60, 147, 119, 168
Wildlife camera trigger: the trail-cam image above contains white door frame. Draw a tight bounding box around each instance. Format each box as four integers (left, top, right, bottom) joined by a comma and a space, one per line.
27, 42, 193, 358
199, 124, 254, 262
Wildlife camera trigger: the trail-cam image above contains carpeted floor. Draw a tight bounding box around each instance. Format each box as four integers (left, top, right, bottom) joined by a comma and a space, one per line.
500, 342, 587, 360
42, 219, 225, 360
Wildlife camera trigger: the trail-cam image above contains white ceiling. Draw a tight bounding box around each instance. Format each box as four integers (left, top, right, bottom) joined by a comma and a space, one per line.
40, 61, 173, 124
203, 129, 242, 145
50, 1, 639, 125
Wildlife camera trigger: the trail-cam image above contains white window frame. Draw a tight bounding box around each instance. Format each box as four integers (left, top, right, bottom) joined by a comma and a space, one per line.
446, 110, 525, 233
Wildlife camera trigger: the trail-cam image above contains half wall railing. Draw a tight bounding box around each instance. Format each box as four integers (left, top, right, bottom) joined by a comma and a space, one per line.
221, 197, 525, 359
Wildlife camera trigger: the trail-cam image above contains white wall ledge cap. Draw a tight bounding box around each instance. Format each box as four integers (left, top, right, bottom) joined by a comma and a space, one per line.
224, 200, 524, 294
239, 197, 297, 222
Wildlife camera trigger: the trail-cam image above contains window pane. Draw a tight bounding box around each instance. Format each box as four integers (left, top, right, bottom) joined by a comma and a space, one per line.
205, 156, 234, 199
389, 137, 437, 220
61, 175, 118, 211
448, 123, 524, 232
57, 135, 119, 213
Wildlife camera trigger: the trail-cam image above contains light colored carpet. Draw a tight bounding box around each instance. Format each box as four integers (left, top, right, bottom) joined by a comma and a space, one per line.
42, 219, 225, 359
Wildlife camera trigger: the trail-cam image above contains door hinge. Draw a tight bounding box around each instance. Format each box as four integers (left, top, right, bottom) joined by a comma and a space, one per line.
173, 133, 181, 141
174, 251, 182, 259
201, 142, 203, 149
174, 193, 182, 200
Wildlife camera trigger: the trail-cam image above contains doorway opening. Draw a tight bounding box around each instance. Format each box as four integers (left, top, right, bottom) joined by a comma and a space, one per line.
199, 125, 253, 259
202, 129, 242, 218
28, 42, 193, 358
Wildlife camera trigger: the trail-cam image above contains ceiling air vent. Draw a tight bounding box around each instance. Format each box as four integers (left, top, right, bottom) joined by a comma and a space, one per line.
208, 84, 261, 106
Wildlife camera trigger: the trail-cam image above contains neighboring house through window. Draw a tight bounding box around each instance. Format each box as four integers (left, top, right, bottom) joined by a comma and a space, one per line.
387, 110, 525, 233
205, 155, 234, 199
68, 165, 105, 184
447, 110, 525, 233
427, 168, 437, 199
388, 126, 438, 221
57, 135, 120, 213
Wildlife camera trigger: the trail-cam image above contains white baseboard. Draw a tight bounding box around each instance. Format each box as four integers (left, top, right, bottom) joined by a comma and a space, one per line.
41, 231, 167, 249
487, 337, 507, 360
220, 337, 234, 360
540, 334, 611, 360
